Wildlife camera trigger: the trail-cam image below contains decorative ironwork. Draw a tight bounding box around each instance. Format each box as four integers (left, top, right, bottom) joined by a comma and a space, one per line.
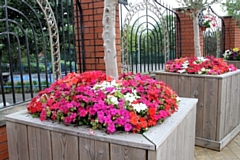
202, 6, 224, 57
0, 0, 84, 108
36, 0, 61, 80
120, 0, 180, 73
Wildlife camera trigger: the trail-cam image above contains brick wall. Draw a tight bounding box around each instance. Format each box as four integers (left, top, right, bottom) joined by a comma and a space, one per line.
176, 9, 204, 57
0, 126, 8, 160
76, 0, 121, 73
224, 16, 240, 50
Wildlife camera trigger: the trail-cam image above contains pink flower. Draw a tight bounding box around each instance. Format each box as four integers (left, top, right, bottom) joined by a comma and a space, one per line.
79, 108, 87, 117
107, 124, 116, 134
40, 109, 47, 121
124, 123, 132, 132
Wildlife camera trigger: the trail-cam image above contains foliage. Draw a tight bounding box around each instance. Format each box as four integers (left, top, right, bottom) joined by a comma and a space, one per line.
222, 0, 240, 25
27, 71, 179, 134
201, 15, 217, 28
165, 56, 237, 75
223, 48, 240, 60
0, 0, 75, 73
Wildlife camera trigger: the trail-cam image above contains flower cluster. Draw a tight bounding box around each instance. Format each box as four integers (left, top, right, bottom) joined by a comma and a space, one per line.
27, 71, 179, 134
165, 56, 237, 75
201, 15, 216, 28
223, 48, 240, 61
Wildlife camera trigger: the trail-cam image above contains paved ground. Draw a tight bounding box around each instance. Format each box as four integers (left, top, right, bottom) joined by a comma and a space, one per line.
194, 133, 240, 160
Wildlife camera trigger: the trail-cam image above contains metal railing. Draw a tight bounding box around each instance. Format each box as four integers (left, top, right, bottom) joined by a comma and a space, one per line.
0, 0, 85, 108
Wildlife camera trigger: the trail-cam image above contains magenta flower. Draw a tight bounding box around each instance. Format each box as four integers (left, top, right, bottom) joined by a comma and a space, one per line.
79, 108, 87, 117
124, 123, 132, 132
107, 124, 116, 134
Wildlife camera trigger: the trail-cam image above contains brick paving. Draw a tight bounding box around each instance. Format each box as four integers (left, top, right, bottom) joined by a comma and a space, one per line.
194, 133, 240, 160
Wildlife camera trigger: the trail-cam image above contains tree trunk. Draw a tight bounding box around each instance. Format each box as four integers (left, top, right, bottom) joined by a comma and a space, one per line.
193, 12, 202, 57
102, 0, 119, 79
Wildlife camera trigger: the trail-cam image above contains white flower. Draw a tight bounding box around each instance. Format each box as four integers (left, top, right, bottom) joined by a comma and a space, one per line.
178, 69, 186, 73
132, 103, 147, 113
197, 57, 208, 62
182, 61, 189, 68
107, 95, 119, 105
176, 97, 181, 102
124, 92, 137, 103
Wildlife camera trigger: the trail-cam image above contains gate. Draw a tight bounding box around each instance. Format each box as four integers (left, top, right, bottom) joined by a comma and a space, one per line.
201, 6, 225, 57
120, 0, 181, 73
0, 0, 85, 108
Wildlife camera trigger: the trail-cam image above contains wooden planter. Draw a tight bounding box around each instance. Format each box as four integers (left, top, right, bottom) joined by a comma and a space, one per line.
155, 70, 240, 151
225, 60, 240, 69
6, 98, 197, 160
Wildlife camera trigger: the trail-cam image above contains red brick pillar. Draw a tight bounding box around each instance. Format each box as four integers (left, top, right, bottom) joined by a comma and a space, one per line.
223, 16, 240, 50
0, 126, 8, 160
176, 9, 204, 57
77, 0, 121, 73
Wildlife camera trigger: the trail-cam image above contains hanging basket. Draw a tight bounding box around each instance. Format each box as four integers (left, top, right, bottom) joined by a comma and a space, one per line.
200, 26, 207, 31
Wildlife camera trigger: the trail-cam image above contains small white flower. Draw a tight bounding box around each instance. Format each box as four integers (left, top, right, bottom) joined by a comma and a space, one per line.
107, 95, 119, 105
182, 61, 189, 68
124, 93, 136, 103
178, 69, 186, 73
197, 57, 208, 62
132, 103, 147, 113
176, 97, 181, 102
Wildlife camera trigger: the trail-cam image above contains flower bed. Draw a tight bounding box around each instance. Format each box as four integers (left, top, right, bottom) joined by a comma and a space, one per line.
223, 48, 240, 69
155, 56, 240, 151
165, 56, 236, 75
6, 98, 197, 160
27, 71, 179, 134
6, 71, 198, 160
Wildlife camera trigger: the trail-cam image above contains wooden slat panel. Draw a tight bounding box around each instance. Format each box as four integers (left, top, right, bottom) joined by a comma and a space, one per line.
190, 77, 204, 138
52, 131, 78, 160
95, 140, 110, 160
178, 76, 191, 97
166, 75, 179, 93
79, 138, 95, 160
166, 127, 177, 160
6, 122, 30, 160
216, 77, 227, 140
230, 74, 239, 129
155, 74, 167, 83
175, 117, 184, 159
203, 77, 218, 140
5, 111, 154, 150
28, 126, 52, 160
143, 98, 197, 147
224, 77, 232, 136
188, 106, 196, 159
155, 139, 167, 159
238, 73, 240, 125
110, 144, 146, 160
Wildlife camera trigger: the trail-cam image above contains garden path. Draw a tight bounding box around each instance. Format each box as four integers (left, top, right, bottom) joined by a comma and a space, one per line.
194, 133, 240, 160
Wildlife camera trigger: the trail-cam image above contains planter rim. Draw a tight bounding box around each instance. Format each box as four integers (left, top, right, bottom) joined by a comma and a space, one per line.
5, 98, 197, 150
155, 69, 240, 79
224, 60, 240, 62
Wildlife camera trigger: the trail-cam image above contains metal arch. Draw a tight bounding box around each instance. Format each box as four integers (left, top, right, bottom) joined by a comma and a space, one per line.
202, 6, 224, 58
122, 0, 169, 72
36, 0, 61, 80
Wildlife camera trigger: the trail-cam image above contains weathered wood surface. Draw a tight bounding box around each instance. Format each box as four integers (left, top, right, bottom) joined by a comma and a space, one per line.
6, 98, 197, 160
225, 60, 240, 69
155, 70, 240, 151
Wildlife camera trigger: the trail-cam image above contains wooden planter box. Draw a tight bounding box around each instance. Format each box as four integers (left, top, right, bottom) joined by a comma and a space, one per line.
225, 60, 240, 69
5, 98, 197, 160
155, 70, 240, 151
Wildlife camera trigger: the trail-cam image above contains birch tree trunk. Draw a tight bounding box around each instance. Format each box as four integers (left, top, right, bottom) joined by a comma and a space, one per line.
193, 12, 202, 57
102, 0, 119, 79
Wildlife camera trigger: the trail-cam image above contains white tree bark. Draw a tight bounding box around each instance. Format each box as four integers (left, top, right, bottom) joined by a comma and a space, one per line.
192, 12, 202, 57
102, 0, 119, 79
